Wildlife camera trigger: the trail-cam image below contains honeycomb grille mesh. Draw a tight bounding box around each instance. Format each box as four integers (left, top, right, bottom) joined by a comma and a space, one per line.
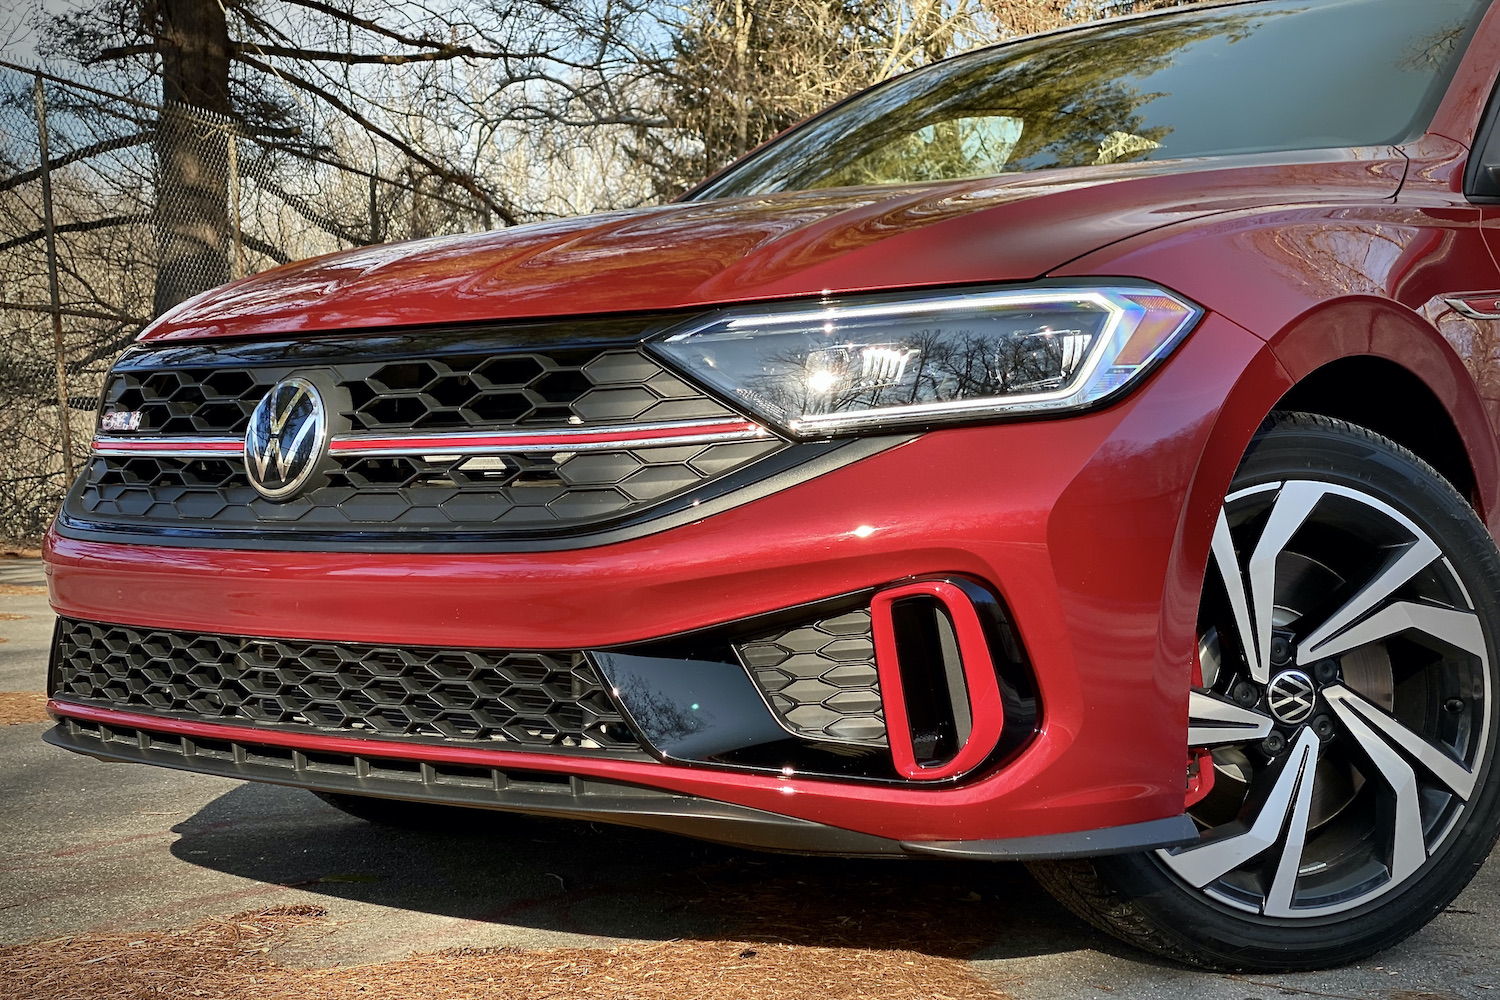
75, 439, 782, 530
76, 340, 793, 537
736, 609, 886, 746
51, 618, 646, 754
102, 348, 733, 436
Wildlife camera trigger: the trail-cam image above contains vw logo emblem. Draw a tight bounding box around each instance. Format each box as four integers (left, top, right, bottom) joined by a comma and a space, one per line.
1267, 669, 1318, 725
245, 376, 327, 501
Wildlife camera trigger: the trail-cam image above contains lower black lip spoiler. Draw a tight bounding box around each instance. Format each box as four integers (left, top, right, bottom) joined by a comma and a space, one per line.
44, 713, 1196, 860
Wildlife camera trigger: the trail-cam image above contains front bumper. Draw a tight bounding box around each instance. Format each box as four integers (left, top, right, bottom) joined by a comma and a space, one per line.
45, 313, 1270, 850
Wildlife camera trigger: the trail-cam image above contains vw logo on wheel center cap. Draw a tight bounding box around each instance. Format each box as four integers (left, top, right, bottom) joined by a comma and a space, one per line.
1267, 668, 1318, 725
245, 376, 328, 501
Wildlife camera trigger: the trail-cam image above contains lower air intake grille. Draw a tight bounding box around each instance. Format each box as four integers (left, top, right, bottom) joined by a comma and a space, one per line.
735, 608, 886, 746
50, 618, 645, 756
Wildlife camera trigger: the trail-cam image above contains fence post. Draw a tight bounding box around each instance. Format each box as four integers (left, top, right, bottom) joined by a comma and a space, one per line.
368, 173, 380, 244
226, 127, 244, 279
32, 71, 75, 483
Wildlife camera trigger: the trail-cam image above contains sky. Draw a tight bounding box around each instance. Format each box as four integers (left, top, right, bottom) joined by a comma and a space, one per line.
0, 0, 77, 64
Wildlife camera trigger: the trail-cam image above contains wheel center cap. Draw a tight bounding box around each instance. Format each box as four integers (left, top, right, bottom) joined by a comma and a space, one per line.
1267, 669, 1317, 724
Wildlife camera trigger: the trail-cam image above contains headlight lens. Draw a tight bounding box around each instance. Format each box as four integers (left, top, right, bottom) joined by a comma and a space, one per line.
648, 286, 1202, 436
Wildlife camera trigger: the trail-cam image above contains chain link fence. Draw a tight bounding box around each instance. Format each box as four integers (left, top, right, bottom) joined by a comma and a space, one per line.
0, 60, 489, 544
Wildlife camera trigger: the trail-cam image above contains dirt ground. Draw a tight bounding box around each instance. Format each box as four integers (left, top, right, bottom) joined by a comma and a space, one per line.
3, 554, 1499, 999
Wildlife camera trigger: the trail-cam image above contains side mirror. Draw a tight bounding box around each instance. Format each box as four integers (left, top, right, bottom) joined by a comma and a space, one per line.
1472, 158, 1500, 199
1485, 164, 1500, 196
1467, 85, 1500, 200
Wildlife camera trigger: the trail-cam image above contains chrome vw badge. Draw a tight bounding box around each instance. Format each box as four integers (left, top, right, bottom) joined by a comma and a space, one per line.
245, 376, 327, 501
1266, 669, 1318, 725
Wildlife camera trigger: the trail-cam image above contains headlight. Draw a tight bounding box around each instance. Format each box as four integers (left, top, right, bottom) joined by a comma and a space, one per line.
648, 285, 1202, 436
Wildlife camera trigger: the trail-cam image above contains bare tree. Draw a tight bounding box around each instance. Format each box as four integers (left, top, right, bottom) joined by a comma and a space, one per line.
30, 0, 655, 311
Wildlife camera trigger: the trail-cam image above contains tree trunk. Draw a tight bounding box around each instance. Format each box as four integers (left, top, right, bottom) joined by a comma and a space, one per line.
732, 0, 752, 158
152, 0, 234, 315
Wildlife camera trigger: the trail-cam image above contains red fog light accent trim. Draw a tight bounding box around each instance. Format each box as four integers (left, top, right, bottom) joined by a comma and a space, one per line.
871, 580, 1006, 781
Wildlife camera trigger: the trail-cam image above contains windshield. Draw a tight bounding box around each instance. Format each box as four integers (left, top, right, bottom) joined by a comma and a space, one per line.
690, 0, 1489, 200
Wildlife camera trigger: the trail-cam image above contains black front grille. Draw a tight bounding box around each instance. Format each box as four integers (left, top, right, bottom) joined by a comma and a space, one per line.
51, 618, 647, 756
76, 438, 782, 530
67, 323, 804, 542
103, 342, 732, 437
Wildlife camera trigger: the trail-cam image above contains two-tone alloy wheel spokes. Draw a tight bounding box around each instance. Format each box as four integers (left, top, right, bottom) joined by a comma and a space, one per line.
1160, 480, 1491, 917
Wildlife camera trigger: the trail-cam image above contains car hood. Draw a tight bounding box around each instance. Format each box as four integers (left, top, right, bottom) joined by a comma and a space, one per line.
142, 148, 1405, 342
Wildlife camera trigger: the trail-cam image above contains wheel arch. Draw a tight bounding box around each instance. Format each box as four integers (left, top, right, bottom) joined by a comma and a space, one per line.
1263, 296, 1500, 529
1275, 355, 1477, 503
1155, 297, 1500, 769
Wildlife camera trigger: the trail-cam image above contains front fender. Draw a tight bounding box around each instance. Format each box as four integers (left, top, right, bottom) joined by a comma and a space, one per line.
1056, 204, 1500, 533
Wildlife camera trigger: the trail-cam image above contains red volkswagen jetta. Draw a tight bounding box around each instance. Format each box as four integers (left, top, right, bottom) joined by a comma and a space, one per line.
43, 0, 1500, 970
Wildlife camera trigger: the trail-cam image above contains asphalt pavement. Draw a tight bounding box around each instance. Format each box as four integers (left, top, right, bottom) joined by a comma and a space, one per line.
2, 554, 1497, 998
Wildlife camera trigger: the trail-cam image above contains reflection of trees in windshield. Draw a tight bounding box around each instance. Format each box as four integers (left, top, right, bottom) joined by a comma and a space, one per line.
699, 12, 1267, 196
740, 325, 1094, 418
1400, 25, 1468, 70
819, 116, 1026, 188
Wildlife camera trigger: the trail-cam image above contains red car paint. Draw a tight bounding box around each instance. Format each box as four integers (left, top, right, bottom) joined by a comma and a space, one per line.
45, 1, 1500, 847
140, 151, 1404, 343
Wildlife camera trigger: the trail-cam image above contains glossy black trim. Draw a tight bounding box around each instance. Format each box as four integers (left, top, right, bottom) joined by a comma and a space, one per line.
943, 576, 1041, 767
54, 436, 912, 553
118, 314, 690, 370
592, 651, 793, 760
595, 579, 1039, 785
594, 594, 905, 783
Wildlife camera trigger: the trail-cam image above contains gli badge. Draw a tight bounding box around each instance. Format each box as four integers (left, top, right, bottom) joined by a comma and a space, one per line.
244, 376, 328, 501
100, 410, 143, 432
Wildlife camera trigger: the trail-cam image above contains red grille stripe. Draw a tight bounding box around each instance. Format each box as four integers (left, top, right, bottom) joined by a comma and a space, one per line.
327, 419, 767, 455
92, 437, 242, 454
91, 419, 769, 459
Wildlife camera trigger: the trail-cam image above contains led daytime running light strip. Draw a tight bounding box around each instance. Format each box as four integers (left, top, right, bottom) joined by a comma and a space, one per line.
650, 285, 1203, 436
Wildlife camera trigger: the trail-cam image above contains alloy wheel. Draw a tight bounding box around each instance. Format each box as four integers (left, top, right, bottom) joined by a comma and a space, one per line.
1160, 479, 1491, 917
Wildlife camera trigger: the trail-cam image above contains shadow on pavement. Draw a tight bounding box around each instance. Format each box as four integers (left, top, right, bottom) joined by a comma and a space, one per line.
170, 781, 1151, 963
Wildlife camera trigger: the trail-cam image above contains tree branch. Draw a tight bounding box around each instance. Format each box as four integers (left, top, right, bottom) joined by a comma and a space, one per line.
232, 43, 514, 65
0, 214, 149, 254
241, 233, 292, 265
272, 0, 489, 55
92, 43, 157, 62
235, 54, 515, 225
0, 132, 153, 194
244, 171, 370, 246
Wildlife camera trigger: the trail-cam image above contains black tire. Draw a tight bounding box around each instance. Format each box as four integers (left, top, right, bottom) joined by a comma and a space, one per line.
312, 790, 481, 830
1029, 412, 1500, 971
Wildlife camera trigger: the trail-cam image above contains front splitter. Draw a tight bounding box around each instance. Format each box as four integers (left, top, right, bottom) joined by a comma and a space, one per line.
44, 705, 1195, 860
